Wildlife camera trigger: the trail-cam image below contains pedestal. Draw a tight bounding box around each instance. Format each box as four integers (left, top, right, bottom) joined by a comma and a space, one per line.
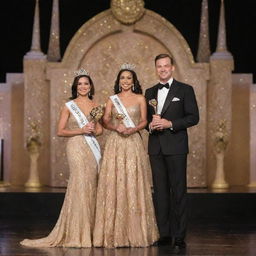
248, 182, 256, 188
0, 181, 10, 188
212, 151, 229, 189
25, 151, 42, 188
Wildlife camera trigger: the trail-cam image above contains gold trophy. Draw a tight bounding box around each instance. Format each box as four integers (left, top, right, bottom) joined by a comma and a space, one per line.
149, 98, 161, 131
115, 113, 126, 122
115, 113, 127, 136
149, 99, 159, 115
90, 104, 105, 122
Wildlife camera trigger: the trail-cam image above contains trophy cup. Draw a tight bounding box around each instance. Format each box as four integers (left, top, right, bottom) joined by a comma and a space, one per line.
115, 113, 126, 122
115, 113, 127, 136
149, 98, 160, 131
149, 99, 159, 115
89, 104, 105, 122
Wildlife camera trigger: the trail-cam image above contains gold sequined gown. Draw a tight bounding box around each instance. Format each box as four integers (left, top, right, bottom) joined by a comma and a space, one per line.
93, 105, 159, 248
20, 114, 98, 248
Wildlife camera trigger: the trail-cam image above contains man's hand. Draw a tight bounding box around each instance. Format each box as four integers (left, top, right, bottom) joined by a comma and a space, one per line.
151, 114, 160, 129
151, 115, 172, 130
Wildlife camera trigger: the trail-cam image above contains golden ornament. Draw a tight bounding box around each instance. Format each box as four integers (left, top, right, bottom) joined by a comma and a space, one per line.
111, 0, 145, 24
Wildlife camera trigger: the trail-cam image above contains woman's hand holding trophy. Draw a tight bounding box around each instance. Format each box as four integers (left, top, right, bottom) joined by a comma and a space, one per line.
115, 113, 137, 136
85, 104, 105, 135
115, 113, 127, 134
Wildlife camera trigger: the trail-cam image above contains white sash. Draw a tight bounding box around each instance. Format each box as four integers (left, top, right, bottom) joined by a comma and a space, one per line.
65, 100, 101, 166
110, 95, 135, 128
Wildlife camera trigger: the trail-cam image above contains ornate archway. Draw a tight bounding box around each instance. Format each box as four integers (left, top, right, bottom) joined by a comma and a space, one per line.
47, 9, 208, 187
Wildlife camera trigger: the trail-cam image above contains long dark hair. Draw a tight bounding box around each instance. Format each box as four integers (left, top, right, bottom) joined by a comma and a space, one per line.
114, 69, 142, 94
69, 75, 95, 100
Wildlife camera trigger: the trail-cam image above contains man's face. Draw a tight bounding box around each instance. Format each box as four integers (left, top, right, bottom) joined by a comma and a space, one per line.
155, 57, 174, 82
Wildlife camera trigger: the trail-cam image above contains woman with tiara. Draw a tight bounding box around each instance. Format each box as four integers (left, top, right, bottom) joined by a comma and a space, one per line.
93, 64, 159, 248
21, 69, 102, 248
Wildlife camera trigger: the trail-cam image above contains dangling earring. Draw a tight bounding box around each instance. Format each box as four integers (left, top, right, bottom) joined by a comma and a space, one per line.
88, 91, 91, 98
132, 84, 135, 92
119, 85, 122, 92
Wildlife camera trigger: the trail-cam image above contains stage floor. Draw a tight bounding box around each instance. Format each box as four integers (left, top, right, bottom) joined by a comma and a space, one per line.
1, 217, 256, 256
0, 186, 256, 255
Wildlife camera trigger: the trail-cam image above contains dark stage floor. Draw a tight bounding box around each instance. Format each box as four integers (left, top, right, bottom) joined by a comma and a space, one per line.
1, 217, 256, 256
0, 186, 256, 255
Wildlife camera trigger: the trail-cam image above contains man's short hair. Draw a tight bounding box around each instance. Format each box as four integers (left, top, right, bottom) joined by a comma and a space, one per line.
155, 54, 174, 65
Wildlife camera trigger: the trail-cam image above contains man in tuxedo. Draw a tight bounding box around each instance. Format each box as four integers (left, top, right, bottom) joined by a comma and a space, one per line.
145, 54, 199, 249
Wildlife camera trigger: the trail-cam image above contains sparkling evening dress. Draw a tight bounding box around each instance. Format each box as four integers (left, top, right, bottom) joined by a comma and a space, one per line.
93, 105, 159, 248
20, 114, 98, 248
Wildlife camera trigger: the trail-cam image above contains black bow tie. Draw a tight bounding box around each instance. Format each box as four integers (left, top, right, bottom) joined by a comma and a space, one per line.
158, 83, 169, 90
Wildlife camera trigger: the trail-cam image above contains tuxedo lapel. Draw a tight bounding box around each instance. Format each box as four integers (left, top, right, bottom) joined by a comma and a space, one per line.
161, 79, 179, 116
152, 85, 158, 99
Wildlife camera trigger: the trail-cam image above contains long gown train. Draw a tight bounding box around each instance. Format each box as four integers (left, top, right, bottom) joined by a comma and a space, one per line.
20, 114, 98, 247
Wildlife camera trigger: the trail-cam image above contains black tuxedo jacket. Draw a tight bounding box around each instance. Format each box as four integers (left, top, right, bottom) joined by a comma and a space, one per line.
145, 79, 199, 155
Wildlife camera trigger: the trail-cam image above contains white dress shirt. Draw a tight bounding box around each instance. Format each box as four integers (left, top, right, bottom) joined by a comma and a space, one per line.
157, 77, 173, 114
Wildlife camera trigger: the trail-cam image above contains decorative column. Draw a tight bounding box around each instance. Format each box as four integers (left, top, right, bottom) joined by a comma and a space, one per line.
248, 84, 256, 187
211, 0, 232, 60
47, 0, 61, 61
196, 0, 211, 62
23, 0, 49, 186
0, 84, 11, 187
25, 0, 45, 59
208, 0, 234, 187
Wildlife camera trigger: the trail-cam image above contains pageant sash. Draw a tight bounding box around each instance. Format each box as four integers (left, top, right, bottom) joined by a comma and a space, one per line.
110, 95, 135, 128
65, 100, 101, 166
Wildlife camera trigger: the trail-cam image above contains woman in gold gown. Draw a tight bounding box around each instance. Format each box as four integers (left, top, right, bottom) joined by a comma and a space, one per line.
93, 64, 159, 248
20, 69, 102, 248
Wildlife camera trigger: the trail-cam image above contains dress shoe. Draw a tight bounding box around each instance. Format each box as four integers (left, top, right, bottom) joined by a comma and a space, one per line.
157, 237, 172, 246
174, 237, 186, 248
152, 241, 158, 246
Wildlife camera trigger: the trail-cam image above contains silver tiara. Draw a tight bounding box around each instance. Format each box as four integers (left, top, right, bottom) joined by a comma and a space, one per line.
74, 68, 89, 77
120, 63, 136, 71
